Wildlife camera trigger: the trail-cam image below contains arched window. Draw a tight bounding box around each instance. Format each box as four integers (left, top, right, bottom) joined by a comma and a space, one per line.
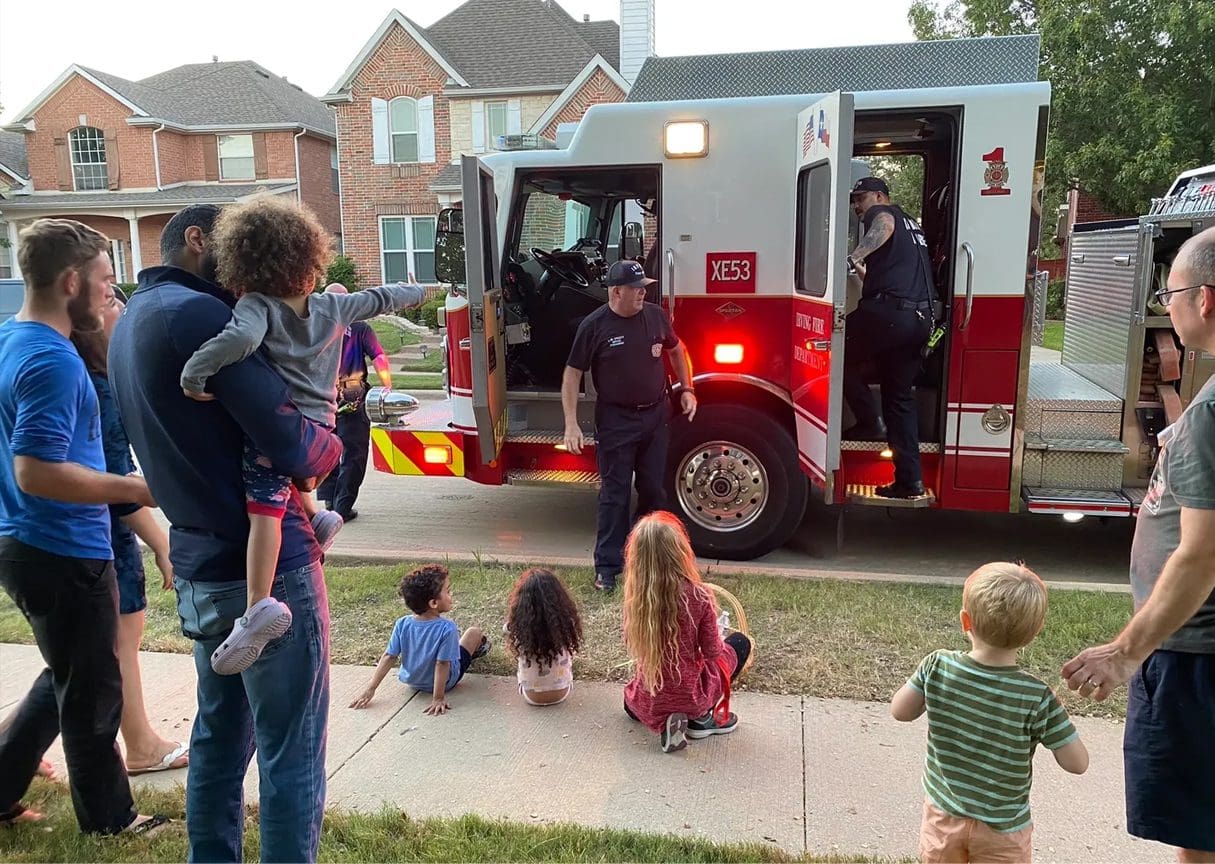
69, 127, 108, 191
389, 97, 418, 163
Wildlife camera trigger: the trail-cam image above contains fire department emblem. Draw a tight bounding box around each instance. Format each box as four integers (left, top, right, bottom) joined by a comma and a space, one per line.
715, 301, 745, 320
981, 146, 1011, 196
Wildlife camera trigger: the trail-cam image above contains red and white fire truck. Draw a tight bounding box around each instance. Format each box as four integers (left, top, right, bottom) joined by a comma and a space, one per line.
365, 74, 1215, 560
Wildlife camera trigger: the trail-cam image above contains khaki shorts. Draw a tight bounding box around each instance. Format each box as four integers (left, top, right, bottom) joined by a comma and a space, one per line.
919, 800, 1033, 863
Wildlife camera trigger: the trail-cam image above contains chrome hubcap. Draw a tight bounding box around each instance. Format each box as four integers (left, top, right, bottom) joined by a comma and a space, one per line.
675, 441, 769, 532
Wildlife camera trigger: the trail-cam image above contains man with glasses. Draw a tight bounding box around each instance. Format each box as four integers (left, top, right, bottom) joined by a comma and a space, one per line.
561, 260, 695, 591
1063, 226, 1215, 862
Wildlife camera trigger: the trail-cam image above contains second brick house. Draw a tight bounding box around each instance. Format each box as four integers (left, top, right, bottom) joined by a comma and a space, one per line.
323, 0, 655, 287
1, 60, 340, 282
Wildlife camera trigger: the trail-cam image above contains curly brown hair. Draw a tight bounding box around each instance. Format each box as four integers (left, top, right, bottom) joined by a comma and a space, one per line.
505, 568, 582, 668
399, 563, 449, 615
212, 195, 332, 298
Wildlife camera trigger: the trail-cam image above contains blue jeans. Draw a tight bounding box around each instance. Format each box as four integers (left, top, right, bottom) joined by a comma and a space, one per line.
175, 561, 330, 863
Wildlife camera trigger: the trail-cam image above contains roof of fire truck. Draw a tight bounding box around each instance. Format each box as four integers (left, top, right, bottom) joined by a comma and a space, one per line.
627, 35, 1040, 103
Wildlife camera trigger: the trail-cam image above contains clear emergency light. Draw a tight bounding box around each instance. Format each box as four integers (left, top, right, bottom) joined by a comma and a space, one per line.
495, 134, 557, 152
664, 121, 708, 158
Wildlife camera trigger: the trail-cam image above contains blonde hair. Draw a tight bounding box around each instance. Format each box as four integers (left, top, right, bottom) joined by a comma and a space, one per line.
962, 562, 1048, 650
622, 512, 710, 695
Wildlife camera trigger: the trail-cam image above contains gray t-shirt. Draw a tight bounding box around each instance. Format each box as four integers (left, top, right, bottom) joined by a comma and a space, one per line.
1130, 375, 1215, 653
181, 283, 423, 428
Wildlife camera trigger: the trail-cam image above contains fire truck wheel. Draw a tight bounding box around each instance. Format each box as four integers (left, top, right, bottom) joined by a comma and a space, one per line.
667, 405, 807, 560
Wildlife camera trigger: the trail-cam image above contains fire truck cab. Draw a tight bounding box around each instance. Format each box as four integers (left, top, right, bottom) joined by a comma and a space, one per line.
369, 76, 1067, 560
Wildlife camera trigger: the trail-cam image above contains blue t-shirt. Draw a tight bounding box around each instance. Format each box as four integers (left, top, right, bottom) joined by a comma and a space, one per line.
0, 320, 112, 559
386, 615, 462, 692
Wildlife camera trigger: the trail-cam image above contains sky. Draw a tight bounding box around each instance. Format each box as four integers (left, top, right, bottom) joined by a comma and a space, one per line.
0, 0, 916, 123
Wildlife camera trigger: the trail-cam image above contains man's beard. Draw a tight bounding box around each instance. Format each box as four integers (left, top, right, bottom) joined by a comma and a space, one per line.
200, 252, 219, 285
67, 285, 102, 333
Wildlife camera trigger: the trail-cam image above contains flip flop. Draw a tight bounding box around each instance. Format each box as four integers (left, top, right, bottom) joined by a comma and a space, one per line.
0, 804, 44, 826
127, 742, 189, 776
118, 814, 170, 838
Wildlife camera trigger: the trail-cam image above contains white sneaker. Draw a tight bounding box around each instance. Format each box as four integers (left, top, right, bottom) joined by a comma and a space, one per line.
210, 597, 292, 675
311, 510, 344, 552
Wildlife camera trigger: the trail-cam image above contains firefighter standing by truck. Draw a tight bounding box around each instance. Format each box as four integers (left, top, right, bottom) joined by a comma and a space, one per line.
842, 176, 935, 500
562, 260, 696, 592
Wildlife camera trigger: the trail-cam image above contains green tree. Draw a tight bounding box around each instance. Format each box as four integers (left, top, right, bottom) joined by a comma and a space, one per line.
908, 0, 1215, 217
860, 154, 925, 221
323, 254, 358, 290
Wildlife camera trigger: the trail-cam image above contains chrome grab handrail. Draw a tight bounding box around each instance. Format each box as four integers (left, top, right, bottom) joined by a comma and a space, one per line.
665, 248, 676, 324
959, 241, 976, 332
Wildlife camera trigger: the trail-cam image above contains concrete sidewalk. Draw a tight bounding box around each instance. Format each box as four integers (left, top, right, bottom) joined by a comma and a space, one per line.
0, 643, 1167, 862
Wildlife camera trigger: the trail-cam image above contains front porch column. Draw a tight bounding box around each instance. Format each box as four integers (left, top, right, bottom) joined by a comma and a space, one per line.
127, 215, 143, 275
6, 219, 20, 281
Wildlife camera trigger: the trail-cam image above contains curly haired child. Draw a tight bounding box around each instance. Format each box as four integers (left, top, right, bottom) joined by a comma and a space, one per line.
622, 512, 753, 753
504, 568, 582, 705
179, 196, 424, 676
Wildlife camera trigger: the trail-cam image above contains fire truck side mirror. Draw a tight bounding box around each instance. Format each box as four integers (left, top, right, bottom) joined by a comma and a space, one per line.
435, 207, 466, 286
622, 221, 643, 260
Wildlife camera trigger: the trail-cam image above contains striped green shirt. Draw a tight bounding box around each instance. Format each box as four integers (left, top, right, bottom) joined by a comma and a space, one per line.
908, 649, 1078, 833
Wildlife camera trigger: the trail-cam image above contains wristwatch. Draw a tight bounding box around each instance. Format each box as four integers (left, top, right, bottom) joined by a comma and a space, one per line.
846, 255, 858, 270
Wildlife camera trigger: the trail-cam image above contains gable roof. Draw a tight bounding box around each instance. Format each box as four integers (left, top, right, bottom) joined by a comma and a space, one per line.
324, 0, 621, 99
7, 62, 335, 137
627, 35, 1041, 102
0, 131, 29, 182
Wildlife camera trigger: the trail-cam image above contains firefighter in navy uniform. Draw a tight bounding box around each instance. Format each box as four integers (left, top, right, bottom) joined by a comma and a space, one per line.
562, 260, 696, 591
842, 176, 935, 499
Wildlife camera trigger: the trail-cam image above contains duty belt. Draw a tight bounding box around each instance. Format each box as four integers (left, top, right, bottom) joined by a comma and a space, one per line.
869, 293, 932, 313
603, 397, 666, 411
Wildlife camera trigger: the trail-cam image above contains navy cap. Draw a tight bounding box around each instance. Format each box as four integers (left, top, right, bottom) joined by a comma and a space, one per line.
606, 259, 657, 288
850, 176, 890, 197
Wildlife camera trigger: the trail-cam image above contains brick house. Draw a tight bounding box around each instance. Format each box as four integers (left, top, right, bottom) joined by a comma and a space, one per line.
0, 132, 28, 278
323, 0, 655, 287
0, 61, 340, 283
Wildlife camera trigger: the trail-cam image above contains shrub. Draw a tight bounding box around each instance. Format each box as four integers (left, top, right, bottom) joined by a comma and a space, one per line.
1047, 278, 1066, 319
420, 297, 444, 330
322, 255, 358, 291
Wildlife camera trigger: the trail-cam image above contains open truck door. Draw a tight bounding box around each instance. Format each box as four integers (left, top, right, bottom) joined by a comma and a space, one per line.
460, 154, 508, 464
791, 91, 855, 501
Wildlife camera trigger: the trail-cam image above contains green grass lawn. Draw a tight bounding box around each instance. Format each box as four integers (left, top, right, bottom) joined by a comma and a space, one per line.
391, 372, 442, 391
2, 780, 855, 864
399, 350, 445, 373
370, 319, 423, 354
1042, 320, 1064, 352
0, 558, 1133, 719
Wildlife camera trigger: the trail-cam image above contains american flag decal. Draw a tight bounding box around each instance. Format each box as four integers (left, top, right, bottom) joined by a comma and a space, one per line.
802, 121, 813, 155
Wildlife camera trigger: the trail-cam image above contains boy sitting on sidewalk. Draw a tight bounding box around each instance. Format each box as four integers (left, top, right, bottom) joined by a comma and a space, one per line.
351, 564, 489, 715
891, 562, 1089, 863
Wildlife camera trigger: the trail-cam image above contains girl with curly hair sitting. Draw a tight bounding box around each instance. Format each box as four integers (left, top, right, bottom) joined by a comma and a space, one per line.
505, 568, 583, 706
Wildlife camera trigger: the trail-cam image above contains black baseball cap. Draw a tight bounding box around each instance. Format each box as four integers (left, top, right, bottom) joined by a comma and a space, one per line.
850, 176, 890, 197
606, 259, 656, 288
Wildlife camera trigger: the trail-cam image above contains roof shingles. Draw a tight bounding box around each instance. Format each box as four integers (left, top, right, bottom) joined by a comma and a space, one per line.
0, 131, 28, 180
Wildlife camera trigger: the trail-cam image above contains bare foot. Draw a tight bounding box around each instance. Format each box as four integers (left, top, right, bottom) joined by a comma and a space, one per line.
36, 759, 56, 780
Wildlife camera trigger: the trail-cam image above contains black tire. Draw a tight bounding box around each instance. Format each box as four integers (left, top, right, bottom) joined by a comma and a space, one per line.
666, 404, 808, 560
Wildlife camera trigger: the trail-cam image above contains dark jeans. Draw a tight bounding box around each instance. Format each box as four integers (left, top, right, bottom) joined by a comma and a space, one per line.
318, 409, 370, 518
0, 538, 135, 834
842, 300, 931, 487
175, 560, 330, 863
594, 402, 670, 578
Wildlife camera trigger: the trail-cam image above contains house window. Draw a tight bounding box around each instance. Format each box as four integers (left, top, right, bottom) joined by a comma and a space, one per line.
0, 223, 12, 279
380, 216, 436, 284
485, 101, 508, 150
218, 134, 255, 181
389, 97, 418, 163
330, 146, 339, 193
69, 127, 108, 191
110, 239, 128, 283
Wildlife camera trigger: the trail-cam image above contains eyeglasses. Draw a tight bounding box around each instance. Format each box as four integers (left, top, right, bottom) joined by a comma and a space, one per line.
1154, 283, 1210, 308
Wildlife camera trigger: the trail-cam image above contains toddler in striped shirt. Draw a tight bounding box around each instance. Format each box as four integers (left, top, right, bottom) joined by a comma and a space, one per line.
891, 562, 1089, 863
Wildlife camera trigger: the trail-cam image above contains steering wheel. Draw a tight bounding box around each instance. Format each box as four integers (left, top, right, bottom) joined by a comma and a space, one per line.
530, 247, 590, 288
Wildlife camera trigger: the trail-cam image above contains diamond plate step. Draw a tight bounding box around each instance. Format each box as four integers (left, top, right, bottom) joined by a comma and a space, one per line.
1024, 434, 1129, 454
505, 469, 601, 489
1022, 486, 1132, 516
840, 441, 941, 453
846, 484, 936, 509
505, 430, 596, 446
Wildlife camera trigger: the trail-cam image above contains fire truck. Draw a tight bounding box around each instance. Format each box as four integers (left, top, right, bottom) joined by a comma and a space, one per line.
365, 76, 1215, 560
